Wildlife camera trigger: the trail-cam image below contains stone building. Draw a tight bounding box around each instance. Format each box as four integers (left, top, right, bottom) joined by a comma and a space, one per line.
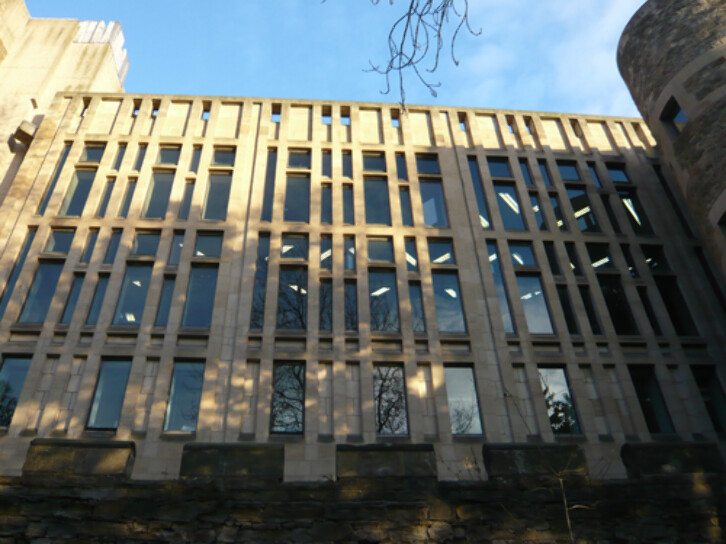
0, 1, 724, 542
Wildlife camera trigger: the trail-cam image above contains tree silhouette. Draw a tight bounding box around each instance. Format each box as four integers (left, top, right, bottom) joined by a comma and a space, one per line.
374, 365, 408, 435
271, 363, 305, 433
542, 386, 580, 435
0, 380, 18, 427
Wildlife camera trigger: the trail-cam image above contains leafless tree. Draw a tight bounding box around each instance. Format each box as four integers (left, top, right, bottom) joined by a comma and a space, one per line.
271, 363, 305, 433
374, 365, 408, 434
0, 381, 18, 427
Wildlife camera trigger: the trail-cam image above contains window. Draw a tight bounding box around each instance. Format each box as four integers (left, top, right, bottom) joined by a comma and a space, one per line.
550, 195, 567, 231
164, 362, 204, 432
118, 179, 136, 218
203, 173, 232, 221
321, 107, 332, 125
415, 153, 440, 175
691, 366, 726, 434
544, 241, 561, 275
445, 366, 482, 434
0, 229, 36, 319
530, 194, 546, 230
494, 184, 525, 230
155, 276, 175, 327
628, 365, 674, 434
517, 275, 554, 334
660, 96, 688, 135
320, 234, 332, 270
567, 187, 600, 233
597, 275, 638, 335
113, 263, 153, 325
606, 163, 630, 183
189, 146, 202, 173
276, 266, 307, 329
341, 108, 351, 126
261, 149, 277, 222
157, 146, 181, 165
519, 159, 533, 185
374, 365, 408, 435
194, 232, 223, 258
142, 172, 174, 218
509, 242, 537, 267
18, 261, 64, 323
404, 238, 418, 271
587, 243, 614, 270
486, 242, 514, 334
250, 233, 270, 329
182, 265, 218, 327
653, 276, 698, 336
97, 179, 115, 217
343, 184, 355, 225
364, 177, 391, 225
178, 181, 194, 220
587, 162, 602, 187
104, 230, 122, 264
428, 238, 455, 265
168, 231, 184, 265
213, 147, 235, 167
641, 245, 669, 272
420, 180, 449, 227
399, 187, 413, 227
409, 282, 426, 333
345, 280, 358, 331
320, 184, 332, 225
488, 156, 512, 178
618, 189, 653, 235
284, 175, 310, 223
271, 362, 305, 434
0, 356, 31, 426
557, 285, 579, 334
319, 279, 332, 332
538, 160, 552, 186
80, 144, 105, 163
369, 269, 400, 332
344, 236, 356, 271
578, 285, 601, 334
600, 195, 621, 234
60, 274, 84, 324
538, 367, 581, 434
281, 234, 308, 259
467, 157, 491, 229
557, 160, 580, 181
368, 237, 394, 262
288, 148, 311, 169
202, 104, 210, 121
133, 144, 147, 171
395, 153, 408, 180
87, 360, 131, 430
621, 245, 638, 277
86, 274, 109, 325
565, 242, 582, 276
363, 152, 386, 172
131, 231, 160, 256
38, 144, 71, 215
432, 271, 466, 333
321, 150, 332, 177
342, 150, 352, 178
637, 286, 662, 336
59, 170, 96, 216
45, 229, 74, 254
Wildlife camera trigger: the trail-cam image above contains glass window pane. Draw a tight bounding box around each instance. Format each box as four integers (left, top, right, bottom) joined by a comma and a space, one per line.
45, 230, 74, 253
508, 242, 536, 267
445, 367, 482, 434
404, 238, 418, 271
641, 245, 670, 272
494, 184, 525, 230
538, 367, 581, 434
276, 266, 307, 329
164, 362, 204, 432
520, 159, 533, 185
432, 271, 467, 333
131, 232, 160, 256
284, 175, 310, 223
544, 242, 561, 275
19, 261, 64, 323
288, 149, 311, 169
168, 232, 184, 265
343, 185, 355, 225
565, 242, 582, 276
467, 157, 491, 229
182, 265, 218, 327
344, 236, 356, 271
363, 152, 386, 172
134, 144, 147, 171
271, 362, 305, 433
369, 269, 400, 332
654, 276, 698, 336
322, 150, 332, 177
281, 234, 308, 259
557, 160, 580, 181
587, 243, 615, 270
155, 276, 175, 327
567, 187, 600, 233
113, 264, 153, 325
588, 162, 602, 187
143, 172, 174, 218
0, 356, 31, 426
622, 244, 638, 277
203, 173, 231, 221
189, 146, 202, 173
345, 280, 358, 331
104, 230, 122, 264
550, 195, 567, 231
157, 146, 181, 165
557, 285, 579, 334
488, 157, 512, 178
86, 275, 109, 325
607, 163, 630, 183
578, 285, 601, 334
600, 194, 621, 234
399, 187, 413, 226
618, 189, 653, 235
420, 180, 449, 227
118, 179, 136, 218
195, 232, 223, 258
364, 178, 391, 225
597, 275, 638, 335
487, 242, 514, 334
0, 229, 36, 319
87, 360, 131, 430
691, 366, 726, 434
261, 149, 277, 222
628, 365, 674, 434
396, 153, 408, 180
213, 147, 235, 166
80, 229, 97, 264
80, 144, 105, 163
342, 150, 352, 178
374, 365, 408, 435
368, 237, 393, 262
409, 282, 426, 333
530, 194, 547, 230
637, 286, 662, 336
38, 144, 71, 215
538, 160, 552, 186
60, 274, 84, 324
60, 170, 95, 217
320, 235, 332, 270
321, 184, 332, 224
428, 238, 455, 265
319, 279, 332, 332
416, 153, 440, 175
178, 182, 194, 220
517, 275, 554, 334
250, 234, 270, 329
96, 179, 114, 217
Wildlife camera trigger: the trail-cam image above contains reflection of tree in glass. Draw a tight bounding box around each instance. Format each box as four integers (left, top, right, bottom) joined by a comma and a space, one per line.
250, 249, 268, 329
276, 267, 307, 329
319, 281, 333, 331
542, 386, 580, 435
271, 363, 305, 433
449, 398, 477, 434
180, 366, 204, 428
0, 380, 18, 427
374, 366, 408, 435
344, 283, 358, 331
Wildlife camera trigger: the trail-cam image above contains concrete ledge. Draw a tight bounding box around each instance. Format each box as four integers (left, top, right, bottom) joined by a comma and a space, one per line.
22, 438, 135, 478
621, 442, 725, 478
482, 444, 587, 478
180, 443, 284, 480
337, 443, 437, 478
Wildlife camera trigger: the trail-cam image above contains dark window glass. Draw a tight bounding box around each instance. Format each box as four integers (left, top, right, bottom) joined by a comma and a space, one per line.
113, 264, 153, 326
538, 160, 552, 186
0, 356, 31, 426
80, 229, 97, 264
97, 179, 114, 217
345, 280, 358, 331
557, 160, 580, 181
250, 234, 270, 329
565, 242, 582, 276
155, 276, 175, 327
445, 366, 482, 435
189, 146, 202, 173
530, 194, 546, 230
488, 157, 512, 178
399, 187, 413, 226
517, 275, 554, 334
369, 269, 400, 332
607, 163, 630, 183
409, 282, 426, 333
38, 144, 71, 215
486, 242, 514, 333
261, 149, 277, 222
320, 235, 332, 270
87, 360, 131, 430
213, 147, 235, 167
182, 265, 218, 327
364, 178, 391, 225
618, 189, 653, 235
131, 232, 160, 256
86, 275, 109, 325
157, 146, 181, 165
519, 159, 533, 185
203, 174, 231, 221
168, 232, 184, 265
271, 362, 305, 434
45, 230, 74, 253
284, 175, 310, 223
60, 274, 84, 325
344, 236, 356, 271
420, 180, 449, 227
542, 243, 560, 276
416, 153, 440, 175
587, 162, 602, 187
660, 97, 688, 135
343, 184, 355, 225
637, 286, 661, 336
578, 285, 601, 334
641, 245, 669, 272
557, 285, 579, 334
142, 172, 174, 219
59, 170, 95, 217
363, 152, 386, 172
321, 184, 332, 224
467, 156, 491, 229
194, 232, 223, 258
281, 234, 308, 259
587, 243, 615, 270
134, 144, 147, 171
164, 362, 204, 432
322, 150, 332, 177
18, 261, 63, 323
104, 230, 122, 265
319, 279, 332, 332
342, 150, 352, 178
374, 365, 408, 435
276, 266, 307, 329
567, 187, 600, 233
432, 271, 467, 333
600, 195, 621, 234
691, 366, 726, 434
538, 367, 581, 434
653, 276, 698, 336
288, 149, 311, 169
80, 144, 105, 163
494, 184, 525, 230
178, 182, 194, 220
550, 195, 567, 231
628, 365, 674, 434
118, 179, 136, 218
597, 275, 638, 335
429, 238, 455, 265
368, 237, 394, 262
404, 238, 418, 271
509, 242, 536, 267
0, 229, 36, 319
621, 245, 638, 277
395, 153, 408, 180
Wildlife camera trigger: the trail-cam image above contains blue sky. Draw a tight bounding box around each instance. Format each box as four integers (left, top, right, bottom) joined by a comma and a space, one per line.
26, 0, 645, 117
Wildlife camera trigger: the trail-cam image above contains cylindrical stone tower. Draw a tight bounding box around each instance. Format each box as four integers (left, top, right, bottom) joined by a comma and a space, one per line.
618, 0, 726, 281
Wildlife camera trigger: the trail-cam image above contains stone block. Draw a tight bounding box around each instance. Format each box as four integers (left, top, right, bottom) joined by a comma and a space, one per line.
180, 443, 284, 480
620, 442, 725, 478
336, 443, 437, 478
22, 438, 135, 478
482, 443, 587, 478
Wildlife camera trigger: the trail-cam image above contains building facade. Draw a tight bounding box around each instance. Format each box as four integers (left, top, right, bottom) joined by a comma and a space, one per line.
1, 89, 725, 482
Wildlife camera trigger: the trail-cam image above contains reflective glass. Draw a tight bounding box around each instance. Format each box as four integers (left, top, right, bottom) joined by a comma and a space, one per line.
0, 229, 36, 319
486, 242, 514, 333
60, 274, 84, 324
213, 147, 235, 166
271, 363, 305, 433
519, 159, 533, 185
368, 237, 393, 262
395, 153, 408, 180
80, 230, 97, 264
428, 238, 455, 265
155, 276, 175, 327
618, 190, 653, 235
0, 357, 31, 426
182, 265, 218, 327
637, 286, 662, 336
344, 236, 356, 271
45, 230, 74, 253
597, 275, 638, 335
538, 367, 581, 434
118, 179, 136, 218
600, 194, 621, 234
143, 172, 174, 218
607, 163, 630, 183
488, 157, 512, 178
194, 232, 222, 258
420, 180, 449, 227
415, 153, 440, 175
320, 235, 332, 270
203, 174, 231, 221
538, 160, 552, 186
494, 184, 525, 230
404, 238, 418, 271
345, 280, 358, 331
178, 182, 194, 220
38, 144, 71, 215
87, 360, 131, 430
363, 152, 386, 172
544, 242, 561, 275
322, 150, 332, 177
579, 285, 601, 335
364, 178, 391, 225
113, 264, 153, 325
557, 285, 579, 334
261, 149, 277, 221
557, 160, 580, 181
59, 170, 95, 216
508, 242, 536, 267
399, 187, 413, 226
409, 282, 426, 333
164, 362, 204, 432
134, 144, 146, 171
432, 271, 467, 333
517, 275, 554, 334
157, 146, 181, 165
621, 244, 638, 277
276, 266, 307, 329
467, 157, 491, 229
131, 232, 160, 256
628, 365, 674, 434
189, 146, 202, 173
19, 262, 64, 323
374, 365, 408, 435
250, 234, 270, 329
86, 275, 108, 325
281, 234, 308, 259
567, 187, 600, 233
343, 185, 355, 225
288, 149, 311, 169
550, 195, 567, 231
284, 175, 310, 223
654, 276, 698, 336
641, 245, 670, 272
319, 279, 332, 332
321, 184, 332, 224
80, 145, 105, 163
565, 242, 582, 276
342, 150, 352, 177
104, 230, 122, 264
444, 367, 482, 434
168, 232, 184, 265
369, 269, 400, 332
691, 366, 726, 434
96, 179, 114, 217
530, 194, 547, 230
587, 244, 615, 270
588, 162, 602, 187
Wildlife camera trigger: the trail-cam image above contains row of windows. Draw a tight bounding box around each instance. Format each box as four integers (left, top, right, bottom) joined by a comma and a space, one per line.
2, 355, 725, 439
